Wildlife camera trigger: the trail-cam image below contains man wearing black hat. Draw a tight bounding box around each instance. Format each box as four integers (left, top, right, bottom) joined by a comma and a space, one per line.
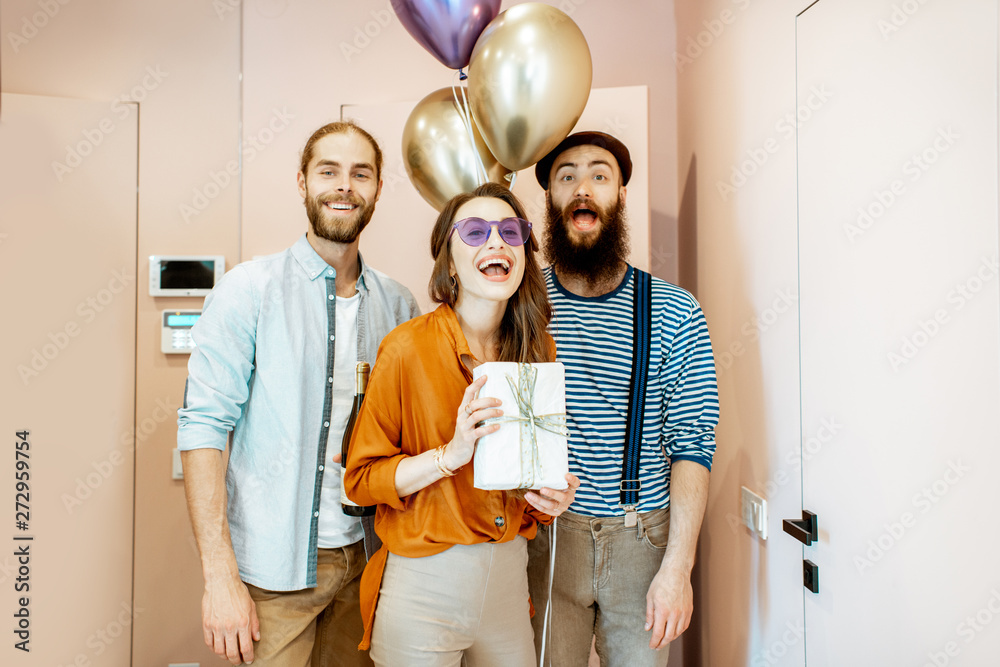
527, 132, 719, 666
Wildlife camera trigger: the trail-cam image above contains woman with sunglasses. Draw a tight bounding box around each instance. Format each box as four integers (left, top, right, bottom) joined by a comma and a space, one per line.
344, 182, 580, 665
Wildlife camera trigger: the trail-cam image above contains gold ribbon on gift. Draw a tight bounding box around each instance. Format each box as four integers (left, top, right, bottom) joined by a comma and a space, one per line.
482, 364, 568, 489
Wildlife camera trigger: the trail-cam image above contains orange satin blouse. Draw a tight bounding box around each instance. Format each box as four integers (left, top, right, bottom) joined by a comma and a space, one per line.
344, 304, 555, 649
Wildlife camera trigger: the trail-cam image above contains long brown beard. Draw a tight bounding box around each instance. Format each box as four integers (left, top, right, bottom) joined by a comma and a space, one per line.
543, 194, 629, 285
305, 191, 375, 244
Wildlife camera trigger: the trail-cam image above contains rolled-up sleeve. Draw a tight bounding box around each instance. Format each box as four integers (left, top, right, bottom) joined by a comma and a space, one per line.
660, 302, 719, 470
344, 341, 408, 511
177, 266, 258, 452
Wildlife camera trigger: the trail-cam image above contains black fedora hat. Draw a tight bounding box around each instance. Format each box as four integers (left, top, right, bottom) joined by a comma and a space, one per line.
534, 131, 632, 190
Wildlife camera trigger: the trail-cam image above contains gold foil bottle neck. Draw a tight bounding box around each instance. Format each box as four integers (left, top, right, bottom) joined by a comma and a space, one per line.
356, 361, 370, 394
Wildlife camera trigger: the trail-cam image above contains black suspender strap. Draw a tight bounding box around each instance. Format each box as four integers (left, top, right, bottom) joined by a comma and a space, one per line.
620, 268, 652, 511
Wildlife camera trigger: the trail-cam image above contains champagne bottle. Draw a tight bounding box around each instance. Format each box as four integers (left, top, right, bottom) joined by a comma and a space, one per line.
341, 361, 375, 517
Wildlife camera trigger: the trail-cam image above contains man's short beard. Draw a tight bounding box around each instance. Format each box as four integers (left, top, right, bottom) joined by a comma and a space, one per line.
543, 193, 630, 285
306, 191, 375, 244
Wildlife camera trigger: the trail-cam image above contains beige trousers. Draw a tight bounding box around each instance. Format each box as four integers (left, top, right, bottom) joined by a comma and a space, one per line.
370, 536, 536, 667
245, 541, 373, 667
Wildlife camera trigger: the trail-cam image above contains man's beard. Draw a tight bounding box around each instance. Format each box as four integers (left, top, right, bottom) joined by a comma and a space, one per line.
543, 194, 629, 284
305, 189, 375, 244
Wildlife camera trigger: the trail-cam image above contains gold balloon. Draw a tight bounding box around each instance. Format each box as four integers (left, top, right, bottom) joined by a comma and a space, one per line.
401, 87, 509, 212
468, 3, 593, 172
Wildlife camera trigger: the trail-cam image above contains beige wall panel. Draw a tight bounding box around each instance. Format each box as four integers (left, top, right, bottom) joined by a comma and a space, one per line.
2, 0, 241, 663
0, 92, 137, 666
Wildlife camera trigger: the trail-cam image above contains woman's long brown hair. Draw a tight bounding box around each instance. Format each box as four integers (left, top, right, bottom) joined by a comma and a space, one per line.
429, 182, 553, 364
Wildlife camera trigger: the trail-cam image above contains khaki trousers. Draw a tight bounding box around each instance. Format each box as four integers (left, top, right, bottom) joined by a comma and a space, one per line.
527, 509, 672, 667
370, 537, 536, 667
245, 541, 373, 667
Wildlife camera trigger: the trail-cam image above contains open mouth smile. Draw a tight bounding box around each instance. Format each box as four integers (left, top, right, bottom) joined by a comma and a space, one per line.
477, 256, 512, 281
571, 204, 598, 231
324, 200, 359, 213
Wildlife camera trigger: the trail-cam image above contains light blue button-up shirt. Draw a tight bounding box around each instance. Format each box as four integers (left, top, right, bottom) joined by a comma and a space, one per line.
178, 234, 419, 591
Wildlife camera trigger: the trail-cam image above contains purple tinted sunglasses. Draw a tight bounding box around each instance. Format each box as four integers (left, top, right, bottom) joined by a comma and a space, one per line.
451, 217, 533, 247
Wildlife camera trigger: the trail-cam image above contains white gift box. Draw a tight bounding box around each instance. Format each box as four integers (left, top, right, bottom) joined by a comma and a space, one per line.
472, 362, 569, 491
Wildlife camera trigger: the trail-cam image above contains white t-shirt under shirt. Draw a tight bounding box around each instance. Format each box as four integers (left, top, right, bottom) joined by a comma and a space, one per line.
317, 291, 365, 548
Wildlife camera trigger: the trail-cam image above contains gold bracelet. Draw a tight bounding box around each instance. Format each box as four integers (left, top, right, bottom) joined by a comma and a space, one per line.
434, 446, 457, 478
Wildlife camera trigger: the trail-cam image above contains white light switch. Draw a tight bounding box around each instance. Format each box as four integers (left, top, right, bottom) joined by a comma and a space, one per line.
172, 448, 184, 480
741, 486, 768, 540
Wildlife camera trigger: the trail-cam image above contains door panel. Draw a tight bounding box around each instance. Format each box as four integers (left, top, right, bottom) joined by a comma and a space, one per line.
797, 1, 1000, 664
0, 93, 138, 666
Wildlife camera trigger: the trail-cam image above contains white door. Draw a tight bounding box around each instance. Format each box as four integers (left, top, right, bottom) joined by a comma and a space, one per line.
796, 0, 1000, 664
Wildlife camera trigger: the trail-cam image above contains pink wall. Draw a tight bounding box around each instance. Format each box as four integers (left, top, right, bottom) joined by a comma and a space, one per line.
675, 1, 819, 665
2, 0, 679, 663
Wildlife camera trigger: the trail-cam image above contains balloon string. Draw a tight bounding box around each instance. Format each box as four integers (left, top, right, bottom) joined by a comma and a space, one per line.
452, 74, 489, 186
456, 83, 488, 185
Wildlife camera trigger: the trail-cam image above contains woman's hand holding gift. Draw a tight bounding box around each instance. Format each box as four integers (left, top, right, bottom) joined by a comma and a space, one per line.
525, 473, 581, 517
441, 374, 504, 472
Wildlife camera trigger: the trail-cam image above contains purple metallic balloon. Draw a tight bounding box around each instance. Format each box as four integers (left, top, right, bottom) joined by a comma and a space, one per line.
391, 0, 502, 70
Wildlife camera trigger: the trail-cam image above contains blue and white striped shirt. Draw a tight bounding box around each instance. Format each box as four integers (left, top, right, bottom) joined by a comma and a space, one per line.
545, 266, 719, 517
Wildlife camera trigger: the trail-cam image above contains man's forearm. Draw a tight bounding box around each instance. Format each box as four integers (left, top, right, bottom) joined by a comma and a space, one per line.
181, 448, 240, 581
660, 459, 710, 574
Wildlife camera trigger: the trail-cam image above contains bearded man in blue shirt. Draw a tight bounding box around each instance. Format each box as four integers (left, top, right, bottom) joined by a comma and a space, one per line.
178, 121, 418, 666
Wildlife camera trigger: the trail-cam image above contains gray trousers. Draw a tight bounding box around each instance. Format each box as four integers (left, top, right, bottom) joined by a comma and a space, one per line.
527, 509, 672, 667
